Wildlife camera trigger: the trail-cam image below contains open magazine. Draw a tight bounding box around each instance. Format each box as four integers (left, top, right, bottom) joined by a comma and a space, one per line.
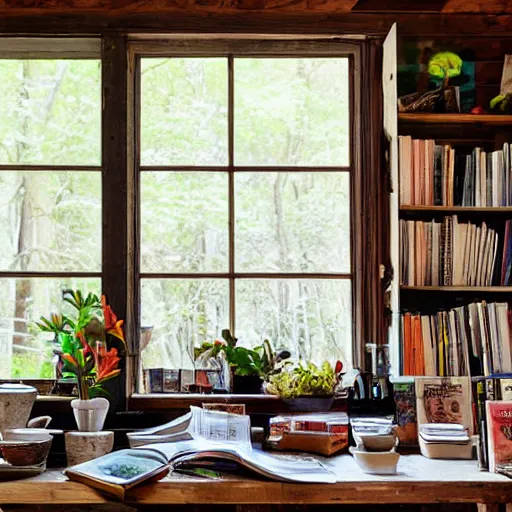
65, 408, 337, 499
65, 440, 336, 498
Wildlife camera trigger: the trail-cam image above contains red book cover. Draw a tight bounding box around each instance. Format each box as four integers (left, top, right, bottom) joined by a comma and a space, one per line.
486, 400, 512, 473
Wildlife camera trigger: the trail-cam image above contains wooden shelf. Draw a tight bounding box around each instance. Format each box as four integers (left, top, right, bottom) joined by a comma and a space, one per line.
401, 286, 512, 292
398, 113, 512, 125
400, 205, 512, 213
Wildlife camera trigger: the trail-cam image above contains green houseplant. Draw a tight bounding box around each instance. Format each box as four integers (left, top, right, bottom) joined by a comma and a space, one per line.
36, 290, 125, 431
265, 360, 343, 411
194, 329, 290, 394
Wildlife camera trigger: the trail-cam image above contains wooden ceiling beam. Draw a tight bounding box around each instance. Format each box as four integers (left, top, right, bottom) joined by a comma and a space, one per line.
0, 0, 359, 15
0, 12, 512, 36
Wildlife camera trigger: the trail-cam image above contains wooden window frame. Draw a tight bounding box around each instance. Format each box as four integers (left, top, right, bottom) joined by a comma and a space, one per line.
125, 38, 365, 398
0, 35, 376, 408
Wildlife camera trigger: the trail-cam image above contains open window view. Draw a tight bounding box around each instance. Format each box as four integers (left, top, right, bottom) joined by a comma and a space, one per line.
0, 58, 102, 378
139, 56, 352, 371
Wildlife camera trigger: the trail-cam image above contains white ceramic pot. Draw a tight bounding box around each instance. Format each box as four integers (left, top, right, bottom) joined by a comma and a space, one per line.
71, 397, 110, 432
0, 384, 37, 436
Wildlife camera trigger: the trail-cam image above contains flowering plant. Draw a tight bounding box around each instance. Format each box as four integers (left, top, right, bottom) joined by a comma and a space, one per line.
36, 290, 125, 400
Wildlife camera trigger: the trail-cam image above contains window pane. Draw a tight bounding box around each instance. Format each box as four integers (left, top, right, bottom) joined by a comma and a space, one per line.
141, 172, 228, 273
0, 277, 101, 379
235, 172, 350, 273
235, 279, 351, 366
141, 279, 229, 370
0, 171, 101, 272
0, 60, 101, 165
234, 58, 349, 166
141, 58, 228, 166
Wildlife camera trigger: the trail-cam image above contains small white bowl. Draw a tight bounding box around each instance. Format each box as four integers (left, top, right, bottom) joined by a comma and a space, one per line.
3, 428, 61, 442
353, 432, 398, 452
349, 446, 400, 475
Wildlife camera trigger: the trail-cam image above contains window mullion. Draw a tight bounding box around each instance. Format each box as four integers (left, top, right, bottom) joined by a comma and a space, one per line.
228, 54, 236, 336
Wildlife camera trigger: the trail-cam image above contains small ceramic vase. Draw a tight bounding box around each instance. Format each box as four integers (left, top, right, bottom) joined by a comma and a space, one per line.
71, 397, 110, 432
0, 384, 37, 436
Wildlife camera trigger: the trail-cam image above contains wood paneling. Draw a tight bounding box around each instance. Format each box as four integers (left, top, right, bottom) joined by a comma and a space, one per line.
443, 0, 512, 13
0, 12, 511, 35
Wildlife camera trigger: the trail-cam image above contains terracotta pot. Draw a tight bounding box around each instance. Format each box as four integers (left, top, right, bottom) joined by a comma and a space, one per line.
71, 397, 110, 432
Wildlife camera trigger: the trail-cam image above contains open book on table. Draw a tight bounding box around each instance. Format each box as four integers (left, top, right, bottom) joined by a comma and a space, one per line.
65, 407, 336, 499
64, 439, 337, 499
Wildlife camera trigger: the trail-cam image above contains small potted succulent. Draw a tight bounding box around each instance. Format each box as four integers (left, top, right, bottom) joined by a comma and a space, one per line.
264, 360, 344, 411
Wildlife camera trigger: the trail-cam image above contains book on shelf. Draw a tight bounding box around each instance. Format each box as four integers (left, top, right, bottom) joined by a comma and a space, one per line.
399, 215, 507, 287
393, 381, 418, 445
399, 136, 512, 207
399, 301, 512, 377
486, 400, 512, 473
415, 377, 473, 435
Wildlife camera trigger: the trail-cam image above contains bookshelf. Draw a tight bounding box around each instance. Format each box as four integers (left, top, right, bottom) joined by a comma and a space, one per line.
384, 25, 512, 380
401, 286, 512, 293
399, 113, 512, 126
400, 206, 512, 214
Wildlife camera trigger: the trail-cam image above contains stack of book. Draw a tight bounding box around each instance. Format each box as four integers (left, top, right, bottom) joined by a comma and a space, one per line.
399, 137, 512, 206
418, 423, 472, 459
267, 412, 349, 456
400, 216, 500, 286
400, 301, 512, 377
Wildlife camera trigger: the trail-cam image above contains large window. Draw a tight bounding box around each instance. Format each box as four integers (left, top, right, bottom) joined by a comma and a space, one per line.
133, 41, 357, 376
0, 40, 102, 378
0, 38, 366, 391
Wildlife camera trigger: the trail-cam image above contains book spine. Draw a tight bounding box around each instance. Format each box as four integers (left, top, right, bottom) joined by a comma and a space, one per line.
474, 379, 489, 471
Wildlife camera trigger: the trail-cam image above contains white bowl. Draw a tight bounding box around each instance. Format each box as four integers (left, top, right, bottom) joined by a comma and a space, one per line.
349, 446, 400, 474
3, 428, 60, 442
353, 432, 397, 452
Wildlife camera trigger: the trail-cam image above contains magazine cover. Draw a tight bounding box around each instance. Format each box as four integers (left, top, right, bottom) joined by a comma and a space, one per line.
486, 400, 512, 473
415, 377, 473, 435
394, 382, 418, 445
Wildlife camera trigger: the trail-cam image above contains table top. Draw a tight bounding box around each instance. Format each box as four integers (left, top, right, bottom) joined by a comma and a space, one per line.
1, 455, 512, 505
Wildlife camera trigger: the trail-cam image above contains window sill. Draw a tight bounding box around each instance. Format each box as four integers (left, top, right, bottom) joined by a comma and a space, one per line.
129, 393, 347, 414
36, 395, 74, 403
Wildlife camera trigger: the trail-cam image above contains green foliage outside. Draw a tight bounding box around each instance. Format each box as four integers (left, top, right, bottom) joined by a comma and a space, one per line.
0, 55, 353, 379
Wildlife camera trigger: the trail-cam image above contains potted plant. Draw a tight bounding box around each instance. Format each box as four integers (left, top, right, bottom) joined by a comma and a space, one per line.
194, 330, 290, 394
36, 290, 125, 431
264, 360, 344, 411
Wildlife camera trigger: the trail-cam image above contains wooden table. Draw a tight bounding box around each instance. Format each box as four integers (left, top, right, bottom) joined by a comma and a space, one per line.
1, 456, 512, 509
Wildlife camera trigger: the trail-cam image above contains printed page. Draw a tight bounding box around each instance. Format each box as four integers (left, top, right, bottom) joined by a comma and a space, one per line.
190, 406, 251, 445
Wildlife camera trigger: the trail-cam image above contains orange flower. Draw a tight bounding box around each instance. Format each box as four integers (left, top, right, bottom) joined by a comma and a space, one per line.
101, 295, 125, 343
61, 353, 78, 368
94, 342, 121, 382
76, 331, 92, 356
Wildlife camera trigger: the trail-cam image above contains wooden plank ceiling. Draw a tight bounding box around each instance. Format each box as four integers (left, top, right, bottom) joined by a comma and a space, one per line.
1, 0, 512, 34
1, 0, 512, 14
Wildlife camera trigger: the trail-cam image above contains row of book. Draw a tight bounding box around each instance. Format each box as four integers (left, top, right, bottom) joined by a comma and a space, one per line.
400, 216, 500, 286
399, 136, 512, 207
400, 301, 512, 377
